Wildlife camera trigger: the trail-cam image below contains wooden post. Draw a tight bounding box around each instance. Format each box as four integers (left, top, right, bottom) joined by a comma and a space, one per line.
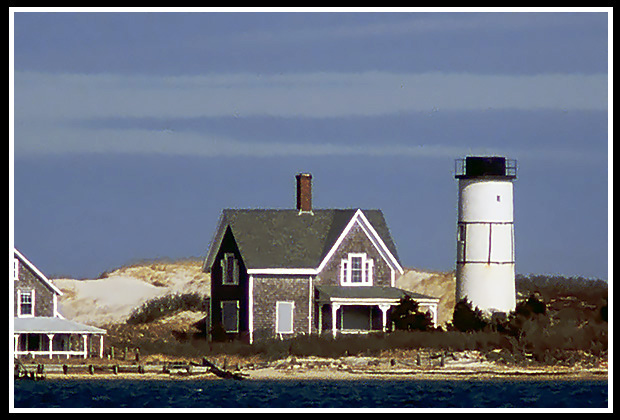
332, 304, 340, 339
47, 334, 55, 359
378, 304, 391, 333
82, 334, 88, 359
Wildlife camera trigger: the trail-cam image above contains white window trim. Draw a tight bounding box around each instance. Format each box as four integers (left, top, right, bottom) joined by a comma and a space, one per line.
221, 253, 239, 285
340, 253, 374, 286
18, 289, 35, 318
13, 257, 19, 281
275, 301, 295, 334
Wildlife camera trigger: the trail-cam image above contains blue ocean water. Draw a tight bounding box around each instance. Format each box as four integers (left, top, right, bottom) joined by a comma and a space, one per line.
13, 379, 608, 409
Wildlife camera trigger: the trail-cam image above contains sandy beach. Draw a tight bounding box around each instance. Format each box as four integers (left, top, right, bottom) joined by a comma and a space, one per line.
19, 354, 608, 382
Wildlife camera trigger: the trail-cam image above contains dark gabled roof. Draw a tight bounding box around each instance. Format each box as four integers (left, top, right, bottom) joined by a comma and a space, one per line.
204, 209, 401, 271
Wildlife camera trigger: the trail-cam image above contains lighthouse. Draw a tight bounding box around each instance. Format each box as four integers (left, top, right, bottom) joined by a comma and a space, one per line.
454, 156, 517, 314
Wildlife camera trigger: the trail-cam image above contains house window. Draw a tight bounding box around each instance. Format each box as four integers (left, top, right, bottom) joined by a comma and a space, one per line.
276, 301, 294, 334
13, 257, 19, 281
221, 253, 239, 285
221, 300, 239, 333
351, 256, 363, 283
19, 290, 34, 317
341, 253, 373, 286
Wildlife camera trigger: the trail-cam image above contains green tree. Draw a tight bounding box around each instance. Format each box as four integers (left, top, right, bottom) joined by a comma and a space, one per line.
389, 295, 433, 331
452, 298, 487, 332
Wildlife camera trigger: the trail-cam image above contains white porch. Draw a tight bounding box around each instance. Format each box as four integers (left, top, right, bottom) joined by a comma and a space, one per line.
13, 317, 106, 359
315, 285, 439, 338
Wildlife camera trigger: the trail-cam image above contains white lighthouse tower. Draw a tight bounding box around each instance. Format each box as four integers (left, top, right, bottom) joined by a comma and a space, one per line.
454, 156, 517, 314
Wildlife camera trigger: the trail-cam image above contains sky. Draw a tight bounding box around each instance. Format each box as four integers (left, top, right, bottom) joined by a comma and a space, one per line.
10, 9, 611, 280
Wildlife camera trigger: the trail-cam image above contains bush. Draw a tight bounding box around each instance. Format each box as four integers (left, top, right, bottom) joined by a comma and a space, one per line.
389, 295, 434, 332
451, 298, 487, 332
127, 293, 209, 325
515, 294, 546, 317
516, 274, 607, 305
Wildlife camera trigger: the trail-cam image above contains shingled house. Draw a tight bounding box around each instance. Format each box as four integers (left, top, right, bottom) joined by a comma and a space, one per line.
13, 249, 106, 358
203, 173, 439, 344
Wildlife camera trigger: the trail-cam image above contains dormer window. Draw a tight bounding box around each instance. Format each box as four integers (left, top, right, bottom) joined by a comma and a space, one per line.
18, 290, 34, 317
341, 253, 373, 286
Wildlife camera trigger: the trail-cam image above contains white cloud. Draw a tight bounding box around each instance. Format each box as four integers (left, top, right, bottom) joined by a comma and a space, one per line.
14, 71, 608, 122
13, 124, 607, 165
228, 12, 601, 46
12, 70, 608, 159
13, 124, 463, 157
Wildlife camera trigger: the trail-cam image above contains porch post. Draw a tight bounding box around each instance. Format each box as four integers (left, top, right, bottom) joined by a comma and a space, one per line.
47, 334, 55, 359
332, 303, 340, 339
14, 334, 19, 354
430, 303, 438, 328
99, 335, 104, 358
82, 334, 88, 358
378, 304, 391, 332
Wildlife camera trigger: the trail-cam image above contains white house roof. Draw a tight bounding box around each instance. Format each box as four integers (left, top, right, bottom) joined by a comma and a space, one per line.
13, 317, 106, 334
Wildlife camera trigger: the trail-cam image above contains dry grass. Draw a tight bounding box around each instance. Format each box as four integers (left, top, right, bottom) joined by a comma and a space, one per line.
99, 258, 210, 292
396, 268, 455, 327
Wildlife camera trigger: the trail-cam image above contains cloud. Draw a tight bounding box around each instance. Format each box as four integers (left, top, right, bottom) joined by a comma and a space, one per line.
12, 70, 608, 160
14, 71, 608, 122
13, 124, 607, 166
225, 12, 604, 47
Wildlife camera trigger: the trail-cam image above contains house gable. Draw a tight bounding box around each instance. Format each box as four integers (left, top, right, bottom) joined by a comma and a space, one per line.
316, 209, 404, 281
14, 249, 63, 296
13, 249, 62, 319
208, 225, 251, 340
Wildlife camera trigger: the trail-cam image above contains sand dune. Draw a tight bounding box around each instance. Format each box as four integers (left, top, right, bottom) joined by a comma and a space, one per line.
52, 260, 211, 327
51, 261, 451, 328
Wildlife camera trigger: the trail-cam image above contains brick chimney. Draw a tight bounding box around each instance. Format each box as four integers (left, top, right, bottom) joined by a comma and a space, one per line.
296, 173, 312, 213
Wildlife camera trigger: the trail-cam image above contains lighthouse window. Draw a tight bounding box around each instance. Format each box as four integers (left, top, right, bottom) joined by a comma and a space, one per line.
497, 195, 501, 202
458, 224, 466, 242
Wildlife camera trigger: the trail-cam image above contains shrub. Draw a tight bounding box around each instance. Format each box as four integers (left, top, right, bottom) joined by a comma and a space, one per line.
127, 293, 209, 325
451, 298, 487, 332
515, 294, 546, 317
389, 295, 434, 332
